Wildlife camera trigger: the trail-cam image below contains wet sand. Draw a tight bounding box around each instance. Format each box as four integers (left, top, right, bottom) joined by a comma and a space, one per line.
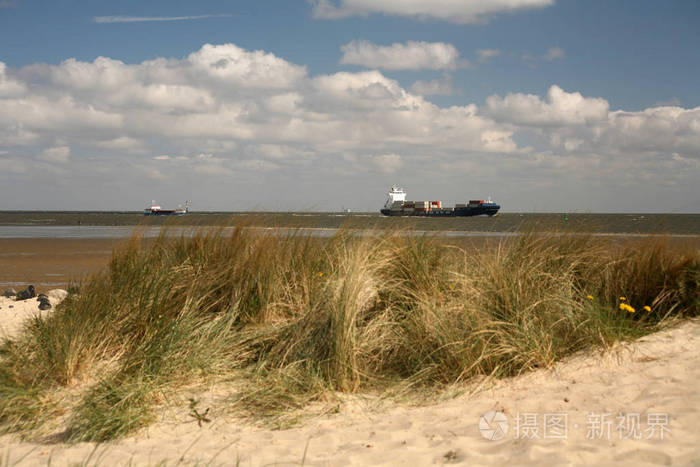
0, 238, 117, 291
2, 235, 699, 292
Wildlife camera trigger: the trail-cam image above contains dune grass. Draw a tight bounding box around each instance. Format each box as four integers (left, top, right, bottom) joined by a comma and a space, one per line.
0, 223, 697, 441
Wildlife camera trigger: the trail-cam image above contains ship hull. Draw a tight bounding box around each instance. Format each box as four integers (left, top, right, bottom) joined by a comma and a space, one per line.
143, 211, 187, 216
454, 206, 500, 217
380, 206, 499, 217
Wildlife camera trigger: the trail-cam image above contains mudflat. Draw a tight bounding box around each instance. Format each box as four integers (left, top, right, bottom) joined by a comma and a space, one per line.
0, 238, 117, 290
1, 234, 698, 292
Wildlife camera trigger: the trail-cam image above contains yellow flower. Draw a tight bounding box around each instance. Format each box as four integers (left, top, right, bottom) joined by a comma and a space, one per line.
643, 305, 651, 312
619, 296, 626, 301
317, 272, 324, 278
586, 295, 594, 300
449, 284, 454, 290
619, 303, 635, 313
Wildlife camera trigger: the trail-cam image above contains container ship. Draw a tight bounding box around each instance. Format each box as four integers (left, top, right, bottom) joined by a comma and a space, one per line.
380, 186, 499, 217
144, 200, 190, 216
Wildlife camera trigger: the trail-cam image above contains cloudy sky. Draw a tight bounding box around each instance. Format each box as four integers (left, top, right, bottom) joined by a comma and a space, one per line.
1, 0, 698, 212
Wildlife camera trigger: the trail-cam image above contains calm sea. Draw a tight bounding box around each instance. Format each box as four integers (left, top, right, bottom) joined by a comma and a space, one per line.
0, 212, 698, 237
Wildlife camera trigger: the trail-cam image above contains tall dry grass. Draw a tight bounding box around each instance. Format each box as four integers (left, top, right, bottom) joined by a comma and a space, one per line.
0, 224, 697, 440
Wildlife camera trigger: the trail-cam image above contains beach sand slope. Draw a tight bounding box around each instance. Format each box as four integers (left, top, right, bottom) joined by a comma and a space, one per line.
0, 317, 698, 466
0, 290, 67, 339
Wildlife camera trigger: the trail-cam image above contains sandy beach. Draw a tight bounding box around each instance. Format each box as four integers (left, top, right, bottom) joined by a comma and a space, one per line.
1, 293, 697, 466
0, 290, 67, 339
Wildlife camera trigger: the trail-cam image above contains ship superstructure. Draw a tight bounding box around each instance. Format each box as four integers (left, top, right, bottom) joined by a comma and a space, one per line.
383, 185, 407, 210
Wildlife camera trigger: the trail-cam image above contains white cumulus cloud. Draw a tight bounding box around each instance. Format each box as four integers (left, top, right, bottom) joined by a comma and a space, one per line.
368, 153, 403, 173
477, 49, 501, 63
410, 75, 457, 95
187, 44, 308, 89
311, 0, 554, 23
39, 146, 70, 163
340, 40, 464, 71
544, 46, 565, 61
1, 43, 699, 211
0, 62, 26, 97
483, 85, 609, 126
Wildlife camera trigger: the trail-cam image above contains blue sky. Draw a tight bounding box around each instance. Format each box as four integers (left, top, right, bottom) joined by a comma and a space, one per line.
0, 0, 699, 211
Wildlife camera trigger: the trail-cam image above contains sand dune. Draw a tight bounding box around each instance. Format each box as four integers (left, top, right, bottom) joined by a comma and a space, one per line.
0, 290, 67, 339
0, 303, 698, 465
